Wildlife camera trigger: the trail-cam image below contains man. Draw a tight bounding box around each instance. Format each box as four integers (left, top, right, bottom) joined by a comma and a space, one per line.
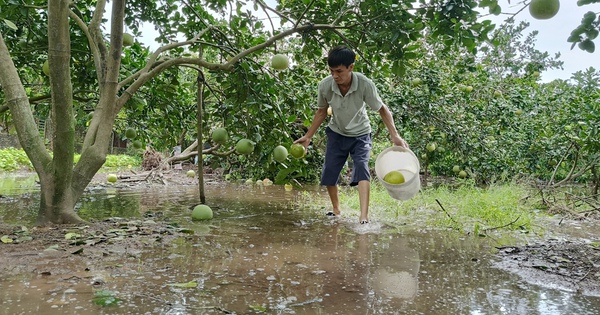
294, 46, 408, 224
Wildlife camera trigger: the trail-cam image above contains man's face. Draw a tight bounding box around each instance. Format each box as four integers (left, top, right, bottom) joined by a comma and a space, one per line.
329, 64, 354, 87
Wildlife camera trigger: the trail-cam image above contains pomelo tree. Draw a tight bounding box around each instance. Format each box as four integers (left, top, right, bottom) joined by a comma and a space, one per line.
380, 19, 598, 188
1, 0, 497, 224
483, 0, 599, 53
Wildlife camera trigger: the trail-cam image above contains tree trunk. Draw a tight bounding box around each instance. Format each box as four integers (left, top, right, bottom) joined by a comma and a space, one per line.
197, 72, 206, 204
36, 174, 84, 224
40, 0, 81, 224
0, 0, 127, 225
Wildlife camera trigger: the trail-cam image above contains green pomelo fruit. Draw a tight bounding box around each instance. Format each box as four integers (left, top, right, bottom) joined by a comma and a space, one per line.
411, 78, 422, 86
107, 174, 118, 183
132, 140, 143, 149
125, 128, 137, 139
383, 170, 405, 185
426, 142, 436, 152
212, 128, 228, 144
459, 170, 468, 178
235, 139, 255, 155
529, 0, 560, 20
192, 204, 213, 221
289, 144, 305, 159
43, 60, 50, 76
186, 170, 196, 178
453, 165, 461, 173
271, 54, 289, 70
123, 33, 134, 46
273, 145, 288, 162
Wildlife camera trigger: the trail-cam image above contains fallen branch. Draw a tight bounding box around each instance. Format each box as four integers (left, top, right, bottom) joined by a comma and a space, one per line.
162, 141, 237, 166
435, 199, 459, 225
484, 215, 521, 233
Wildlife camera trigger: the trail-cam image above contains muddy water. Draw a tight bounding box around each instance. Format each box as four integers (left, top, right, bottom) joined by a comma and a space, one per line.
1, 177, 600, 314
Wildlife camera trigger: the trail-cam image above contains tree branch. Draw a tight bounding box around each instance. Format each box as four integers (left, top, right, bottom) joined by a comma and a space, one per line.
254, 0, 277, 39
116, 22, 345, 114
68, 9, 101, 80
145, 28, 212, 74
484, 215, 521, 233
118, 29, 213, 90
87, 0, 108, 85
255, 0, 294, 25
162, 140, 236, 165
229, 23, 342, 65
547, 141, 574, 188
435, 199, 460, 225
293, 0, 317, 28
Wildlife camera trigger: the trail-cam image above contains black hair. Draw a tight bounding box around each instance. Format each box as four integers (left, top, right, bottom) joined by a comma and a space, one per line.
327, 46, 355, 68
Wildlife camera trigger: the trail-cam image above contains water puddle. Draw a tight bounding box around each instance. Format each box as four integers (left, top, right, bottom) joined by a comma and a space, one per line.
1, 178, 600, 314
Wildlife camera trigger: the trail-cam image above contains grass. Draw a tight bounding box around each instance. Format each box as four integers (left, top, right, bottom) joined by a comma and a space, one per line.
337, 180, 536, 234
0, 147, 141, 172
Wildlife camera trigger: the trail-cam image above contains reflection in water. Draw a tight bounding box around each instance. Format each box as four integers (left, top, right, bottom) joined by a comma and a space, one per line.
0, 181, 599, 314
371, 237, 420, 301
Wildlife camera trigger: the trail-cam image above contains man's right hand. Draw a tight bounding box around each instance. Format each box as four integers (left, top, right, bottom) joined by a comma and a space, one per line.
293, 136, 311, 150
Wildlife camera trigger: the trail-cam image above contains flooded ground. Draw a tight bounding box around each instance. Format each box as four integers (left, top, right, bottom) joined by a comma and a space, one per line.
1, 174, 600, 314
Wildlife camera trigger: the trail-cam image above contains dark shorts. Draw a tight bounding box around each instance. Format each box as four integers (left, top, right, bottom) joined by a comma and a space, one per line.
321, 127, 372, 187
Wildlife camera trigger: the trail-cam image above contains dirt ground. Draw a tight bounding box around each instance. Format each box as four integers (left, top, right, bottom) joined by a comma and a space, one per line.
494, 239, 600, 296
1, 167, 600, 297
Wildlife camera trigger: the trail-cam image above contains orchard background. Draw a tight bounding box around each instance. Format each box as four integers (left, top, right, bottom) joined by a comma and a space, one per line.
0, 0, 598, 224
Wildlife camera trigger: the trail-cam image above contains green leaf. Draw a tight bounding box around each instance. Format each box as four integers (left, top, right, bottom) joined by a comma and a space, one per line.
2, 18, 17, 30
275, 167, 295, 184
65, 232, 82, 240
1, 235, 13, 243
93, 290, 121, 306
45, 244, 60, 251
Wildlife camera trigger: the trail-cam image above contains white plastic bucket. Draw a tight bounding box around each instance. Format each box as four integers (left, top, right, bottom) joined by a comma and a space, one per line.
374, 146, 421, 200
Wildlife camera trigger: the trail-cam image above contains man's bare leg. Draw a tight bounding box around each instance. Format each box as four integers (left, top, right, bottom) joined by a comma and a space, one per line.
358, 180, 370, 223
326, 185, 341, 216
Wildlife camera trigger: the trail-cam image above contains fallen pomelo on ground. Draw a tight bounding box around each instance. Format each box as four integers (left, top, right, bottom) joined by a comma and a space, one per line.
107, 174, 118, 183
192, 204, 213, 221
186, 170, 196, 178
289, 143, 306, 159
284, 184, 293, 191
383, 170, 405, 185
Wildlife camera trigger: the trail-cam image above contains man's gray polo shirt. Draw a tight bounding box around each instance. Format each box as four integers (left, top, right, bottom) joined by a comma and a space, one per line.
317, 72, 384, 137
